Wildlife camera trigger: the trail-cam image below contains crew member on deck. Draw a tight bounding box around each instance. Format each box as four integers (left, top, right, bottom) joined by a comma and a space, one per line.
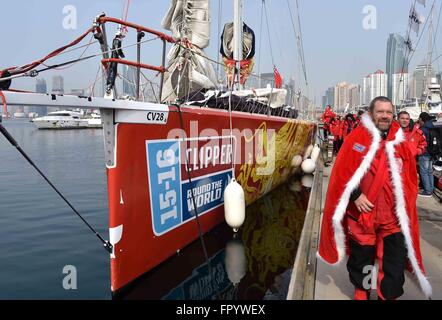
398, 110, 427, 157
322, 105, 336, 137
417, 112, 436, 197
329, 117, 341, 154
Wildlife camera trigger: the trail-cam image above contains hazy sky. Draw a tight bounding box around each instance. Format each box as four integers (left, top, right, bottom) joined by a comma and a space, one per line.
1, 0, 440, 103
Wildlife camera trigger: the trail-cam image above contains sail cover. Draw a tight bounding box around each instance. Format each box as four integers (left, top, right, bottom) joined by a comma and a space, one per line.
220, 22, 255, 61
161, 0, 217, 102
220, 22, 255, 86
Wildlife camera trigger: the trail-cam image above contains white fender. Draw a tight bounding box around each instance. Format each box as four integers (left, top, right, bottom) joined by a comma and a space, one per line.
303, 145, 314, 160
225, 238, 246, 285
310, 144, 321, 163
301, 174, 314, 188
224, 179, 246, 232
301, 158, 316, 174
291, 155, 303, 167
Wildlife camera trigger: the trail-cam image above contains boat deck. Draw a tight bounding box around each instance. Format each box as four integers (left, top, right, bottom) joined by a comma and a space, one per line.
313, 161, 442, 300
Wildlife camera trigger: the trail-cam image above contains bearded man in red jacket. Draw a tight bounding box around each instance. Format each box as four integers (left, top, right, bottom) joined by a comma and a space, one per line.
318, 96, 432, 300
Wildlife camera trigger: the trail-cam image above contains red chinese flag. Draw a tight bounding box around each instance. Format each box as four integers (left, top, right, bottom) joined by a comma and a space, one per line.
273, 66, 282, 88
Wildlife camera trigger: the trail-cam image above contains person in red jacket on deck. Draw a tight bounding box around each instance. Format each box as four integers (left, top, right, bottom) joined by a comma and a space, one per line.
335, 116, 345, 151
329, 117, 340, 154
354, 110, 364, 128
343, 113, 357, 138
397, 111, 427, 157
318, 96, 432, 300
353, 114, 359, 129
340, 116, 347, 137
322, 105, 336, 136
322, 105, 336, 122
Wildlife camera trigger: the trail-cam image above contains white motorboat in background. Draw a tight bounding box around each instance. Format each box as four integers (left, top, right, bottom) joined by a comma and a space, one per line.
85, 110, 102, 128
33, 110, 89, 129
400, 98, 426, 121
426, 77, 442, 116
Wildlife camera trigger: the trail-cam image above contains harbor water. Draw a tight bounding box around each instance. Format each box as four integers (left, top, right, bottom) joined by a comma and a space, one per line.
0, 119, 309, 299
0, 119, 109, 299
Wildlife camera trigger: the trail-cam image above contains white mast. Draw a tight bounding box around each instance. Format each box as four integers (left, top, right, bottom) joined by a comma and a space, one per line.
423, 5, 435, 99
233, 0, 243, 90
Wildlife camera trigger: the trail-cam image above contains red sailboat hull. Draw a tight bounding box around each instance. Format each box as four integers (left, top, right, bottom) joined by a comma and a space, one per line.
107, 105, 316, 293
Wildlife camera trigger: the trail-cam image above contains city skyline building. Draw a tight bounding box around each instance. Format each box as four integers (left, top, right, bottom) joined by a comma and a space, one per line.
35, 78, 48, 116
36, 78, 47, 94
51, 76, 64, 112
334, 82, 349, 111
52, 76, 64, 94
259, 72, 277, 88
411, 64, 433, 99
362, 70, 388, 104
386, 33, 408, 99
69, 89, 85, 96
325, 87, 334, 107
436, 72, 442, 91
284, 78, 296, 106
321, 95, 327, 108
391, 73, 409, 106
122, 65, 137, 98
348, 84, 361, 109
322, 83, 359, 111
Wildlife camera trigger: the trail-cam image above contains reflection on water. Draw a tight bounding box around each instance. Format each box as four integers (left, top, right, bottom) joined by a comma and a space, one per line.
117, 177, 310, 300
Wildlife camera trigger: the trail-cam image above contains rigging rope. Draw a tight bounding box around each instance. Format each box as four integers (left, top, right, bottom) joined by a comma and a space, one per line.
263, 1, 275, 67
117, 72, 158, 101
295, 0, 308, 86
406, 0, 435, 73
398, 0, 436, 108
175, 104, 211, 279
41, 35, 95, 71
89, 65, 104, 96
217, 0, 223, 82
285, 0, 310, 118
6, 27, 95, 76
433, 42, 441, 72
0, 15, 293, 106
421, 0, 442, 102
0, 92, 112, 253
257, 0, 265, 87
117, 0, 132, 36
286, 0, 304, 86
44, 39, 102, 60
430, 1, 442, 64
140, 71, 160, 102
0, 20, 269, 94
122, 0, 131, 22
0, 36, 160, 84
396, 0, 417, 109
175, 102, 222, 298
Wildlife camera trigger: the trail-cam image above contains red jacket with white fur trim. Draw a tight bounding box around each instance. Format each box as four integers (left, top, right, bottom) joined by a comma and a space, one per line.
317, 114, 432, 298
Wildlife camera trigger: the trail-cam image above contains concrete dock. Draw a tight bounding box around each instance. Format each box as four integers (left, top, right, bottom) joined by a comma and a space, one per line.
288, 158, 442, 300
